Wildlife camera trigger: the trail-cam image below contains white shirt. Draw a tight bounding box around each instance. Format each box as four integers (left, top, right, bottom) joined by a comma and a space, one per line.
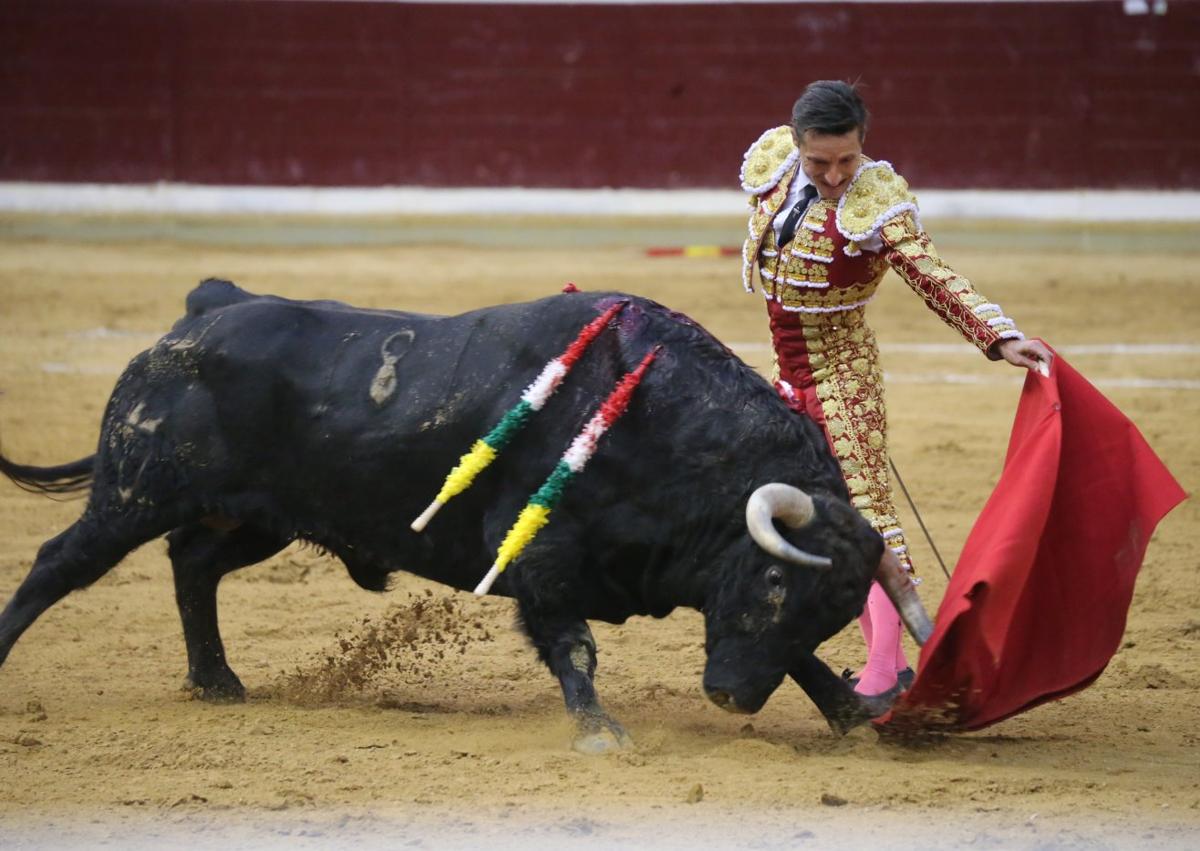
771, 174, 816, 242
772, 169, 885, 253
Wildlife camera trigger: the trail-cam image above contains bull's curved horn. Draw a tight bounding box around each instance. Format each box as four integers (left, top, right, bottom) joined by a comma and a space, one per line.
876, 551, 934, 646
745, 484, 833, 569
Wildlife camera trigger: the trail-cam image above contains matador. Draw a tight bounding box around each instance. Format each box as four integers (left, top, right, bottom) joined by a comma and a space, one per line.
739, 81, 1052, 696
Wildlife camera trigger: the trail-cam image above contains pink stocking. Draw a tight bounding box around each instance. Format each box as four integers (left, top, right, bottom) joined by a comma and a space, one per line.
858, 608, 873, 647
858, 588, 909, 673
854, 582, 904, 696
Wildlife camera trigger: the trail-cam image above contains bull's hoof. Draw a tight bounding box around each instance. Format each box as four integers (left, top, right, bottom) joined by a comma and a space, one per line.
571, 710, 633, 754
572, 726, 633, 755
182, 671, 246, 703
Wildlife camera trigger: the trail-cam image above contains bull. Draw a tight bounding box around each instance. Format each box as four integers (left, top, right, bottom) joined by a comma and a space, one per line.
0, 280, 930, 751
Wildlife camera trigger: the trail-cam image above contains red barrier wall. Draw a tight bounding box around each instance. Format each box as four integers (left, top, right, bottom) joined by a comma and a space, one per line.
2, 1, 1197, 189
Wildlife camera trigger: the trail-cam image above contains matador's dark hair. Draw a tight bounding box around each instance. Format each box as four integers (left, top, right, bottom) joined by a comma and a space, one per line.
791, 81, 870, 140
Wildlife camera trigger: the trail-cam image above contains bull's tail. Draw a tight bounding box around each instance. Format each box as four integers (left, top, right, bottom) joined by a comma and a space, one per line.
0, 450, 95, 496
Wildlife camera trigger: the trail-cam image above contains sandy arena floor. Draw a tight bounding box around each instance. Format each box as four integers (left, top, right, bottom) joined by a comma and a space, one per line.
0, 214, 1197, 849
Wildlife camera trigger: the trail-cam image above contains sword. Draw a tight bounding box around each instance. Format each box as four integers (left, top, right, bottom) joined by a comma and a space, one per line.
889, 457, 951, 581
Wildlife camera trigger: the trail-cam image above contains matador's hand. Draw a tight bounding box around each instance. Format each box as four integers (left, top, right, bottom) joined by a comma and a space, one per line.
997, 338, 1054, 374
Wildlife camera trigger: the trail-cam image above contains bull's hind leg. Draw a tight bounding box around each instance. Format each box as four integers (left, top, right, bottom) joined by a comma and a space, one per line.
166, 522, 290, 702
517, 606, 632, 754
0, 514, 164, 669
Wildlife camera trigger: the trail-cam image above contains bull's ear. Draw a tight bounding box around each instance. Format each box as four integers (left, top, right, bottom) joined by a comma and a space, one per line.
745, 484, 833, 569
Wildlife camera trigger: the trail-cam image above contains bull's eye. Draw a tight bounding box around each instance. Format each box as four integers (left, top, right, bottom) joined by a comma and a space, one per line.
765, 565, 785, 588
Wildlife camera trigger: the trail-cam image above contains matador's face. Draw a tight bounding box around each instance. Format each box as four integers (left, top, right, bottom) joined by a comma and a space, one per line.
793, 128, 864, 201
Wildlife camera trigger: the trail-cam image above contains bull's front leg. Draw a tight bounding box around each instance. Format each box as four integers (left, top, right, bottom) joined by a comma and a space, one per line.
789, 652, 899, 735
517, 605, 631, 754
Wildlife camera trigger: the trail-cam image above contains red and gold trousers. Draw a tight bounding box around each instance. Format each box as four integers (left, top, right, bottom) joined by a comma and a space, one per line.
767, 299, 914, 571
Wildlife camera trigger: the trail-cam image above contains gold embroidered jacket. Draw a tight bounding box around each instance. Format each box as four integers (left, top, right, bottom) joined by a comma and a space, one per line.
739, 126, 1023, 355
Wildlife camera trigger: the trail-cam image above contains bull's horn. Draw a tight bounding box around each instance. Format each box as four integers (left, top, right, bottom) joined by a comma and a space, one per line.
745, 484, 833, 569
876, 551, 934, 646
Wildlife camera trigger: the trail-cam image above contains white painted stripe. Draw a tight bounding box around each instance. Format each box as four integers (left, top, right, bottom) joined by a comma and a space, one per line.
729, 341, 1200, 356
287, 0, 1144, 5
1030, 343, 1200, 356
916, 189, 1200, 222
3, 182, 1199, 221
0, 184, 744, 217
882, 372, 1200, 391
39, 362, 126, 375
68, 327, 158, 341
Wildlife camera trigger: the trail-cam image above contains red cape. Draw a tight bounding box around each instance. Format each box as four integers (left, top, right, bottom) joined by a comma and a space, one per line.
881, 348, 1186, 732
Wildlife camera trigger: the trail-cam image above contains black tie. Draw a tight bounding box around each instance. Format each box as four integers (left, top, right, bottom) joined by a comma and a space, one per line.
778, 183, 818, 248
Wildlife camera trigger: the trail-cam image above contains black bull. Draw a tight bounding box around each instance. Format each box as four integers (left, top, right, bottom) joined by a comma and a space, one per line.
0, 281, 930, 751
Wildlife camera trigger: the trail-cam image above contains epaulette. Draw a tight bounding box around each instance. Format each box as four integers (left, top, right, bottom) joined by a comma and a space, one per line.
835, 160, 919, 242
739, 126, 798, 194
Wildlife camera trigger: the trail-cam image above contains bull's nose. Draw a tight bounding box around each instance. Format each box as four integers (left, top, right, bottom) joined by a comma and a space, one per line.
707, 688, 732, 708
705, 688, 752, 714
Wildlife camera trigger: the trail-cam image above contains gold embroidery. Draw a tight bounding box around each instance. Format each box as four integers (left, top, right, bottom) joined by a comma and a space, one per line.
799, 313, 909, 564
803, 201, 829, 229
778, 260, 830, 285
773, 276, 883, 311
758, 198, 893, 309
797, 234, 835, 257
740, 126, 796, 192
743, 165, 800, 292
881, 212, 1020, 352
748, 158, 944, 574
837, 163, 916, 241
